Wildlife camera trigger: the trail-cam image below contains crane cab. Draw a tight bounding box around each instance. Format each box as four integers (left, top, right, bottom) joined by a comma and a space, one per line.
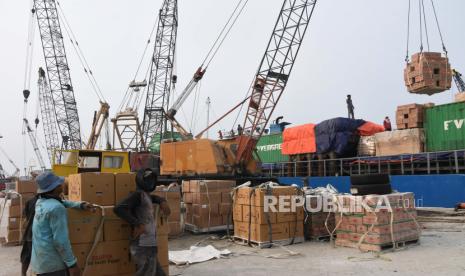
52, 149, 131, 177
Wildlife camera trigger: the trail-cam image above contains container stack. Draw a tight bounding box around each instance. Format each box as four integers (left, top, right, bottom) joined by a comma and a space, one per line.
0, 179, 37, 245
67, 172, 169, 276
154, 184, 182, 237
233, 185, 304, 247
404, 52, 452, 95
183, 180, 235, 233
334, 192, 420, 252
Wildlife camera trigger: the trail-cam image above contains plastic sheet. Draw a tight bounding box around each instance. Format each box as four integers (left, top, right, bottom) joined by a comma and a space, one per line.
281, 124, 316, 155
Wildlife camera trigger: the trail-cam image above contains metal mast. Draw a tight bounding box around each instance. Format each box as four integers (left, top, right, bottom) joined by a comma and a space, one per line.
142, 0, 178, 146
33, 0, 82, 150
453, 69, 465, 93
38, 67, 60, 163
236, 0, 317, 167
23, 119, 47, 171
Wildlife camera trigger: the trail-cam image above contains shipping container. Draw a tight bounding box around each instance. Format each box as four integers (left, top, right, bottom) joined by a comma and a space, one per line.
424, 102, 465, 152
255, 133, 288, 163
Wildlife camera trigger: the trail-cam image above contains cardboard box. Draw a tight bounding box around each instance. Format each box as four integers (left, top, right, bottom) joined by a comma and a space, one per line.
193, 192, 221, 205
276, 207, 304, 223
114, 173, 136, 204
219, 203, 232, 216
221, 192, 232, 203
289, 221, 305, 239
68, 208, 103, 244
103, 220, 131, 242
158, 234, 169, 275
16, 179, 37, 194
234, 221, 289, 242
183, 192, 193, 204
68, 173, 115, 206
235, 186, 298, 206
6, 229, 22, 243
8, 204, 21, 218
193, 203, 219, 216
242, 205, 277, 224
182, 180, 190, 193
168, 222, 182, 236
10, 193, 35, 206
7, 217, 25, 230
233, 204, 243, 222
72, 240, 135, 275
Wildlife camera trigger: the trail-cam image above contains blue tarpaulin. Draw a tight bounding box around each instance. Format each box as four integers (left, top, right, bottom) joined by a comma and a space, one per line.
315, 118, 365, 157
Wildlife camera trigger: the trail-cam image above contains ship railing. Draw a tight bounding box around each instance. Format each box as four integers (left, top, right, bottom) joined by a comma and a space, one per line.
261, 149, 465, 178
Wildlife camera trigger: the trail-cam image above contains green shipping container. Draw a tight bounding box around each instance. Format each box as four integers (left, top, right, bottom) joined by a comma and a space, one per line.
255, 133, 288, 163
425, 101, 465, 152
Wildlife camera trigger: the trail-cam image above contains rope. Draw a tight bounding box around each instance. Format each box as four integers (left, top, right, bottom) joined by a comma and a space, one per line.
23, 1, 36, 91
430, 0, 448, 55
405, 0, 411, 62
56, 1, 106, 103
82, 205, 105, 276
420, 0, 430, 52
418, 0, 424, 52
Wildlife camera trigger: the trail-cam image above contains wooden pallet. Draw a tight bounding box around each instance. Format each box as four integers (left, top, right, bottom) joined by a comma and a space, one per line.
335, 238, 419, 252
185, 223, 233, 234
233, 236, 304, 249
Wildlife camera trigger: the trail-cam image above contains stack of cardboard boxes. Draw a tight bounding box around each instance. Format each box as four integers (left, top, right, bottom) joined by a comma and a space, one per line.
233, 186, 304, 246
67, 172, 169, 276
304, 195, 335, 240
183, 180, 235, 232
404, 52, 452, 95
374, 128, 425, 156
2, 179, 37, 244
334, 192, 420, 252
154, 184, 182, 237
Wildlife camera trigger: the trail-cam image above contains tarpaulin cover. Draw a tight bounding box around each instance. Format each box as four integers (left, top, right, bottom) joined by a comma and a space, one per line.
282, 124, 316, 155
315, 117, 366, 156
358, 121, 385, 136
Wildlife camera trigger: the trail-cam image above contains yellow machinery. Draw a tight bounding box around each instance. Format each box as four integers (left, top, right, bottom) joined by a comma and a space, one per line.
52, 149, 131, 177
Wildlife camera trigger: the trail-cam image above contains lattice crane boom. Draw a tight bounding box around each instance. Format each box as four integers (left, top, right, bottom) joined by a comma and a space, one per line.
235, 0, 318, 166
23, 119, 46, 171
33, 0, 82, 150
38, 67, 60, 163
453, 69, 465, 93
142, 0, 178, 146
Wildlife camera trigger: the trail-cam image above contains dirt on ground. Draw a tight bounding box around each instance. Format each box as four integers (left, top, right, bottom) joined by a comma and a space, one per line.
1, 208, 464, 276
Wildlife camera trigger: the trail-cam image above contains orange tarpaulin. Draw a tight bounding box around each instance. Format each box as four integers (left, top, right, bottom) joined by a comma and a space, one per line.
358, 121, 385, 136
282, 124, 316, 155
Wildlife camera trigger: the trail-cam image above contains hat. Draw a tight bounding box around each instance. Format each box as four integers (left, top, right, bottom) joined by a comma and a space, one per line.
136, 168, 158, 192
36, 171, 65, 194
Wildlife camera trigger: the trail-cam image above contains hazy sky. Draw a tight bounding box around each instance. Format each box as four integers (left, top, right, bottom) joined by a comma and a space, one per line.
1, 0, 464, 174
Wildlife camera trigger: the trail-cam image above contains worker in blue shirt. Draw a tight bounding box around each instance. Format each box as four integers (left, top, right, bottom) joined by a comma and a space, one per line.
30, 172, 94, 276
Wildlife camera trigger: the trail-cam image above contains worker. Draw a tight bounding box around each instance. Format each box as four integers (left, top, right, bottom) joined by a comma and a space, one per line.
30, 172, 95, 276
383, 116, 392, 131
346, 95, 355, 119
237, 124, 243, 135
114, 169, 170, 276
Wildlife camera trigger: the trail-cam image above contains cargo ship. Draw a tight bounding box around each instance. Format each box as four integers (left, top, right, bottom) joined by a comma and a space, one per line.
255, 101, 465, 208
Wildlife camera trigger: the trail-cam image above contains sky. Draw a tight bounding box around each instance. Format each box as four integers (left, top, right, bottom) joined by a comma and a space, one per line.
0, 0, 464, 174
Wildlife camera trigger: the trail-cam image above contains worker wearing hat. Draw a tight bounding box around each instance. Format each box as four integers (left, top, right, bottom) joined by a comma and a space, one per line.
114, 168, 170, 276
28, 172, 95, 276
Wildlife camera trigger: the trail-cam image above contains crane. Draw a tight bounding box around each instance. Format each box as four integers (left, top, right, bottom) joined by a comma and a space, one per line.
142, 0, 179, 147
37, 67, 61, 163
33, 0, 82, 150
86, 102, 111, 150
23, 119, 47, 171
0, 144, 21, 177
113, 0, 178, 152
159, 0, 317, 177
234, 0, 317, 170
452, 69, 465, 93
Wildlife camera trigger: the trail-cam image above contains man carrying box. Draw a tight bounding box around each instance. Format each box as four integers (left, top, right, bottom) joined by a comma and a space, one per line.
114, 169, 170, 276
29, 172, 95, 276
